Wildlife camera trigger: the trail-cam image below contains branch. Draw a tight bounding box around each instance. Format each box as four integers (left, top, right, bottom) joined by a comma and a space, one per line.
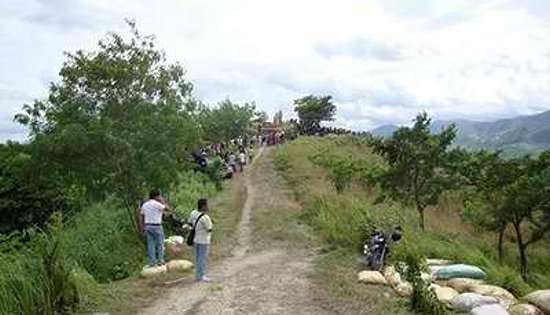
525, 221, 550, 247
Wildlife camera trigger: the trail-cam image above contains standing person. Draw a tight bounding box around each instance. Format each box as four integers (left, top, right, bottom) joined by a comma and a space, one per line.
140, 189, 171, 267
188, 198, 213, 282
229, 152, 237, 172
239, 150, 246, 172
248, 145, 255, 163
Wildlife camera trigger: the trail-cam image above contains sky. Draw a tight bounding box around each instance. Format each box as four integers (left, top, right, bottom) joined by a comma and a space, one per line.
1, 0, 550, 141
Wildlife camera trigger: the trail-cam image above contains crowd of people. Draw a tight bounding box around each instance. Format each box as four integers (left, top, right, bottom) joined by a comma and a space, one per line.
293, 121, 372, 138
191, 132, 288, 178
192, 136, 257, 178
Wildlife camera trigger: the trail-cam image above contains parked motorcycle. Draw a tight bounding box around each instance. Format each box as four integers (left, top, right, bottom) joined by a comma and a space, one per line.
363, 227, 402, 271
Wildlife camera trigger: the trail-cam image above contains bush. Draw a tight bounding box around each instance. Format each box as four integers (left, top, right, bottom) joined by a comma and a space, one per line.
309, 153, 355, 193
394, 247, 450, 315
0, 213, 86, 315
64, 198, 144, 283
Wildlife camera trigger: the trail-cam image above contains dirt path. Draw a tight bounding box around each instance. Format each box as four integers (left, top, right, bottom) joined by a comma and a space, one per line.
140, 148, 329, 315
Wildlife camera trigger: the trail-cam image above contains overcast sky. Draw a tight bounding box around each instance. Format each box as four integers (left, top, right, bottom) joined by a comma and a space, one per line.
2, 0, 550, 141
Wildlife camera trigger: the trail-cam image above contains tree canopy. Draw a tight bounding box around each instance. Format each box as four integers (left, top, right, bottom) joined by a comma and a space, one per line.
293, 95, 336, 131
372, 112, 456, 230
13, 21, 202, 235
198, 99, 259, 143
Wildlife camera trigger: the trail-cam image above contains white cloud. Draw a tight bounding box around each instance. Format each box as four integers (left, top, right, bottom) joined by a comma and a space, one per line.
1, 0, 550, 141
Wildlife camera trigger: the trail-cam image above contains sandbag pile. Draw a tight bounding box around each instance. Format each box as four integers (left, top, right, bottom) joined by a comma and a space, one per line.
429, 283, 459, 305
357, 270, 388, 285
357, 259, 549, 315
140, 265, 167, 278
508, 304, 545, 315
452, 293, 499, 312
437, 278, 485, 293
434, 264, 486, 280
166, 259, 194, 272
525, 290, 550, 314
383, 265, 412, 297
469, 284, 517, 309
470, 303, 510, 315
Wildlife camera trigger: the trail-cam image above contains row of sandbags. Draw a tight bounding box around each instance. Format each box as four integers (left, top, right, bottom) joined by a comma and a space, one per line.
357, 259, 550, 315
140, 259, 194, 278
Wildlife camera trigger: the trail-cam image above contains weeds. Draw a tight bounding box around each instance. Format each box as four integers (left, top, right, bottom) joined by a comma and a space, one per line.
0, 213, 85, 315
394, 247, 449, 315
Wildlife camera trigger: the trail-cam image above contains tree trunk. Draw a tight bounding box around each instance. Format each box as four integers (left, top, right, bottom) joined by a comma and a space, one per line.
417, 206, 425, 231
513, 221, 528, 280
122, 195, 145, 245
497, 228, 504, 264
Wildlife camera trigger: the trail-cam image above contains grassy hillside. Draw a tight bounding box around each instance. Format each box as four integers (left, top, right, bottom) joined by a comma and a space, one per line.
275, 136, 550, 298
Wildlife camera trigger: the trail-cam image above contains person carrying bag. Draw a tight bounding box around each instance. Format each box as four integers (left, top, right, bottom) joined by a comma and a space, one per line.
186, 199, 213, 282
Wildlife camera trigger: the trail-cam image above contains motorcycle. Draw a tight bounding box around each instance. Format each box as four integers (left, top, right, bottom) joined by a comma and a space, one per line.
363, 228, 402, 271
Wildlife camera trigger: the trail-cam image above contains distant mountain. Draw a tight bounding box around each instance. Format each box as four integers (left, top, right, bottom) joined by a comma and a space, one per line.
370, 124, 399, 138
371, 110, 550, 156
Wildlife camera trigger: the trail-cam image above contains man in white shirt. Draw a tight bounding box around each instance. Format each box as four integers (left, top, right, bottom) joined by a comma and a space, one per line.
140, 189, 171, 267
229, 153, 237, 172
188, 198, 213, 282
238, 151, 246, 172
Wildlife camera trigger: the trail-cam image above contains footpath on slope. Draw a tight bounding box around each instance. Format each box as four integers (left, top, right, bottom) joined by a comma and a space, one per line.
140, 148, 330, 315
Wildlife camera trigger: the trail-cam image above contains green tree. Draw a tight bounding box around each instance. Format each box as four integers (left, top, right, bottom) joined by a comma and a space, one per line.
504, 152, 550, 279
455, 150, 550, 279
372, 112, 456, 230
293, 95, 336, 131
0, 142, 77, 233
15, 21, 201, 232
453, 150, 521, 263
198, 99, 258, 143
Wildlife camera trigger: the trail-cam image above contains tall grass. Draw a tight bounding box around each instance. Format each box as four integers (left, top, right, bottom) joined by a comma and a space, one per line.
64, 198, 144, 283
0, 213, 90, 314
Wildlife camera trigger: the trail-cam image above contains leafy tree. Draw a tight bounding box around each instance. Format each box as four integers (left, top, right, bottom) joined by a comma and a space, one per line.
453, 150, 521, 263
372, 112, 456, 230
455, 150, 550, 278
198, 99, 258, 143
0, 143, 76, 233
253, 110, 268, 124
293, 95, 336, 132
15, 21, 201, 233
504, 152, 550, 279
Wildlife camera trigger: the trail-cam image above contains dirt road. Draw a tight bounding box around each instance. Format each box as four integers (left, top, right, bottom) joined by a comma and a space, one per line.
140, 148, 329, 315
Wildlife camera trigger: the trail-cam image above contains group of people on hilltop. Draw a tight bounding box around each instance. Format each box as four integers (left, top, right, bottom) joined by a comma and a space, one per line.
297, 124, 352, 137
291, 120, 374, 138
140, 190, 214, 282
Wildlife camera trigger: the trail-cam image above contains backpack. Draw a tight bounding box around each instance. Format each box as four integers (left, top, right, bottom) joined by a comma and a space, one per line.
186, 212, 206, 246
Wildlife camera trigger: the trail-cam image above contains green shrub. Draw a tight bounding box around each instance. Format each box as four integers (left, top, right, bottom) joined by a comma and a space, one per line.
204, 157, 223, 190
64, 199, 143, 283
309, 153, 355, 193
0, 213, 86, 315
394, 247, 449, 315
